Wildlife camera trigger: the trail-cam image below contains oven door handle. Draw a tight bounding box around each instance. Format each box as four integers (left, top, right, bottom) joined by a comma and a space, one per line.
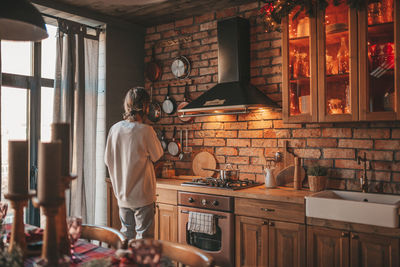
180, 210, 227, 219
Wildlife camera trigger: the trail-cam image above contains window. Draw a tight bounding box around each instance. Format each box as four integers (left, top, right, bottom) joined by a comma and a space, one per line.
1, 24, 57, 225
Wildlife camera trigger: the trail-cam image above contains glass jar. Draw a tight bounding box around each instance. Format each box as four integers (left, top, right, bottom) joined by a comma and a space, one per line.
162, 161, 175, 178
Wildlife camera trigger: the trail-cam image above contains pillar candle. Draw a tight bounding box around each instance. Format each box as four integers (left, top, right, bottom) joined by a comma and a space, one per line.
38, 141, 62, 204
51, 123, 70, 176
8, 140, 28, 195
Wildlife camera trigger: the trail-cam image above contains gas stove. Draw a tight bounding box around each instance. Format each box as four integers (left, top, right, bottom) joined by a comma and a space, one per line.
181, 177, 263, 190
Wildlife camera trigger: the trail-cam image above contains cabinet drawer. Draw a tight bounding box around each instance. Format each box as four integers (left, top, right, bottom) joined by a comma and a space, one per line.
235, 198, 305, 224
156, 188, 177, 205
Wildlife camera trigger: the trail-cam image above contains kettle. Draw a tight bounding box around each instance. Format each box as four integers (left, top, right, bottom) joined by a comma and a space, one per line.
264, 167, 277, 188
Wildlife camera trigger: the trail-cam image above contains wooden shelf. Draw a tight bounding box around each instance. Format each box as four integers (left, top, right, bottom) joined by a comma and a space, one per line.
289, 36, 309, 47
290, 77, 311, 85
326, 30, 349, 46
368, 22, 394, 41
326, 73, 350, 83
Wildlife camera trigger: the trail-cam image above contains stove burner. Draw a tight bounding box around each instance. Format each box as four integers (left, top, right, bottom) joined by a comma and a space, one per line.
181, 177, 263, 190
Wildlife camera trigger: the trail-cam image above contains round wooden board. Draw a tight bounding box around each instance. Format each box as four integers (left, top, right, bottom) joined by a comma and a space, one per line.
192, 151, 216, 177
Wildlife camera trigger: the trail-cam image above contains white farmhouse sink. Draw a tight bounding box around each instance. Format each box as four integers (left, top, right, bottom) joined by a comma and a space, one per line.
305, 190, 400, 228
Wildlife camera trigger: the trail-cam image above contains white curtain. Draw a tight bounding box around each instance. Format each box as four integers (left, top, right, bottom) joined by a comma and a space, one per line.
53, 20, 99, 224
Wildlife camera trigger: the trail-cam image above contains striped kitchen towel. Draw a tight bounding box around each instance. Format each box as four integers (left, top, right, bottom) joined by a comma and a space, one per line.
187, 211, 216, 235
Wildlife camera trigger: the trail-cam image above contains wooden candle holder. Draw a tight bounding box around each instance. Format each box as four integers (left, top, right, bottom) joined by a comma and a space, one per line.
56, 174, 77, 256
32, 197, 65, 267
4, 193, 32, 256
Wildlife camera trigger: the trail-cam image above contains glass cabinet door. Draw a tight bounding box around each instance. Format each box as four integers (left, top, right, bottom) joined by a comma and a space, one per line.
359, 0, 399, 120
282, 7, 318, 122
317, 1, 358, 122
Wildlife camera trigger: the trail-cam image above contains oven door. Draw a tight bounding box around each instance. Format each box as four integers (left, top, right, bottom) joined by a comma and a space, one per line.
178, 206, 234, 267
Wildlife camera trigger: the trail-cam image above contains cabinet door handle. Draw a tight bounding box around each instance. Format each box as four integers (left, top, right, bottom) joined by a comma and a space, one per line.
351, 233, 358, 239
269, 222, 275, 227
341, 232, 348, 237
263, 221, 268, 225
156, 194, 159, 197
261, 208, 275, 212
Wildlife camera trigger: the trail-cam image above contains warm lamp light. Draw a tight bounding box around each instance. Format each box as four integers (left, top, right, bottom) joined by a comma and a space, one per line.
0, 0, 48, 41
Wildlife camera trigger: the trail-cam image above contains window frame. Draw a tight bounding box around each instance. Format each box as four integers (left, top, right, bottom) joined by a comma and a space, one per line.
1, 40, 55, 226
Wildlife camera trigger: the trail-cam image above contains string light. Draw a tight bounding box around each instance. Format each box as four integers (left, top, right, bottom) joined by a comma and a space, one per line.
260, 0, 280, 33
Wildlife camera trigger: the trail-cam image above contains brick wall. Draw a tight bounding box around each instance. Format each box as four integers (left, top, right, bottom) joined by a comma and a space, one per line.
144, 2, 400, 194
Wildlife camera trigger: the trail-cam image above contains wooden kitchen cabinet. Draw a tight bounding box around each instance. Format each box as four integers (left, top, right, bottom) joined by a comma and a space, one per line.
106, 178, 121, 230
350, 232, 399, 267
235, 198, 306, 267
154, 203, 178, 242
235, 215, 268, 267
307, 225, 399, 267
269, 220, 306, 267
154, 188, 178, 242
307, 225, 349, 267
282, 0, 400, 122
358, 0, 400, 121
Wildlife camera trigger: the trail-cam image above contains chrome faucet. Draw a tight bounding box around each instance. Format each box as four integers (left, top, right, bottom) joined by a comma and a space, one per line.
357, 152, 370, 193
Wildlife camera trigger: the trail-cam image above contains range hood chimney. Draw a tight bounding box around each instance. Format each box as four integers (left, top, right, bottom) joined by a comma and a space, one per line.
179, 17, 280, 117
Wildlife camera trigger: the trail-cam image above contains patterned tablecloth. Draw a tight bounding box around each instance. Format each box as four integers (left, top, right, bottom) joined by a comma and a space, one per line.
4, 224, 115, 266
24, 239, 115, 266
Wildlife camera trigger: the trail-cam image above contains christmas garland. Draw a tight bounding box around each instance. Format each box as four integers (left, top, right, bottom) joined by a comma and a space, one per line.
260, 0, 364, 32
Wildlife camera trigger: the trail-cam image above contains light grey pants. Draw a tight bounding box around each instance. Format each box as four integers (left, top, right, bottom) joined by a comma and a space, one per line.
119, 202, 155, 240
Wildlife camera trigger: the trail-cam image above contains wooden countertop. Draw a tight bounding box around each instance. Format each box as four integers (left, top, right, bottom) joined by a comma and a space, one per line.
156, 178, 312, 204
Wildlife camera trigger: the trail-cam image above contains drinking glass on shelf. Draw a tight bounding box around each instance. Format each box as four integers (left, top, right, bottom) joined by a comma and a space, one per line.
67, 216, 82, 263
0, 203, 8, 222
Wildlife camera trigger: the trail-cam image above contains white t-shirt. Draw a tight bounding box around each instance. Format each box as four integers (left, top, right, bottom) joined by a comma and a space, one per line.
105, 120, 163, 209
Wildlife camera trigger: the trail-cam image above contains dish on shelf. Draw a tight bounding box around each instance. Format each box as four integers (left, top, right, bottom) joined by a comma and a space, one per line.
326, 23, 348, 34
297, 18, 310, 37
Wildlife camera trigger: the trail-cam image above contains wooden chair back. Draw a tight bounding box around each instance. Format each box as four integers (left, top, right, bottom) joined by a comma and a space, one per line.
128, 239, 215, 267
81, 224, 127, 249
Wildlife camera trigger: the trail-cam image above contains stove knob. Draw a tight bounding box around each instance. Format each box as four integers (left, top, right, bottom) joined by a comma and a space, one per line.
188, 197, 194, 203
201, 199, 207, 206
212, 200, 219, 206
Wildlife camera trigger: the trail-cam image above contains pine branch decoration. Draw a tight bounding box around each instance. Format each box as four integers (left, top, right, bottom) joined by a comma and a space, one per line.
260, 0, 364, 32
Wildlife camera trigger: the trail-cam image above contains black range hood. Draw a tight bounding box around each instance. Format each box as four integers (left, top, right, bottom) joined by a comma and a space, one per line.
178, 17, 280, 117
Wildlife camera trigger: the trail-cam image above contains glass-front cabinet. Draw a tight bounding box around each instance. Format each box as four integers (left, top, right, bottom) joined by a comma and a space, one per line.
282, 0, 399, 122
282, 7, 318, 122
317, 1, 358, 122
359, 0, 399, 120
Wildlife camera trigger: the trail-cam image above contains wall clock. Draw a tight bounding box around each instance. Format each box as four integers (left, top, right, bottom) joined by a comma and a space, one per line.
171, 55, 191, 79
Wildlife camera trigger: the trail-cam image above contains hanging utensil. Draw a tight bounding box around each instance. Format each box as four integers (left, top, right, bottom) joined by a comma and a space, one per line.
167, 126, 181, 156
145, 46, 162, 82
179, 129, 184, 160
183, 129, 191, 154
177, 83, 193, 122
160, 128, 167, 151
148, 84, 162, 123
162, 84, 176, 115
171, 38, 191, 80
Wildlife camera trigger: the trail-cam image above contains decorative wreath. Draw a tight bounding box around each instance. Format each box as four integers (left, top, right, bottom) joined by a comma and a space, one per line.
259, 0, 364, 32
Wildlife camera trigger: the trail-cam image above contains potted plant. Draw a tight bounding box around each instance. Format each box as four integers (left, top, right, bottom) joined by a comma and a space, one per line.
307, 164, 328, 192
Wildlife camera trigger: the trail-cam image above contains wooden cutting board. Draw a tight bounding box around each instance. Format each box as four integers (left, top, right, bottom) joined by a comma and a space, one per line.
192, 151, 216, 177
272, 141, 294, 178
275, 165, 306, 186
273, 141, 306, 186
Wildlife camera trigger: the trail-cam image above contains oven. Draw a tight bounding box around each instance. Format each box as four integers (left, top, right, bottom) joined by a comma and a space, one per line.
178, 191, 234, 267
